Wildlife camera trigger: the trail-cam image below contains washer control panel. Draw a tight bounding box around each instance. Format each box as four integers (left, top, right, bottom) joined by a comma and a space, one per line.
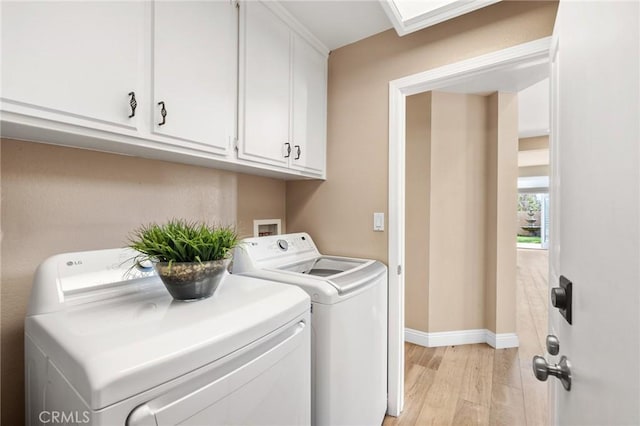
239, 233, 318, 265
277, 239, 289, 251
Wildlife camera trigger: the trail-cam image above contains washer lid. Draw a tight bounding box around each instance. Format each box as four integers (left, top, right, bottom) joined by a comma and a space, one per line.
275, 256, 388, 295
278, 256, 367, 276
25, 274, 309, 410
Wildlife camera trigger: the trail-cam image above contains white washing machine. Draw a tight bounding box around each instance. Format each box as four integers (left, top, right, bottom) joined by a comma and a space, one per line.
25, 248, 311, 426
232, 233, 388, 426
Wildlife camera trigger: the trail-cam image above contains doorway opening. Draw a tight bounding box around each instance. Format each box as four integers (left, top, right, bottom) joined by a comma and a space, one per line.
386, 37, 552, 418
517, 192, 549, 249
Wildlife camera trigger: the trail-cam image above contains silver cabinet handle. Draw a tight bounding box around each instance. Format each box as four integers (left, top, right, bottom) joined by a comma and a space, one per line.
284, 143, 291, 158
294, 145, 301, 160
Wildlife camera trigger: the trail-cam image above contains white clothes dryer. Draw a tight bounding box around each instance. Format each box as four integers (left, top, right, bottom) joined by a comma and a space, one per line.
232, 233, 388, 426
25, 248, 310, 426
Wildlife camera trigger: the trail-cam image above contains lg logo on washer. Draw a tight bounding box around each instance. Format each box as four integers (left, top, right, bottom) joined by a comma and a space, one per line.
39, 411, 90, 424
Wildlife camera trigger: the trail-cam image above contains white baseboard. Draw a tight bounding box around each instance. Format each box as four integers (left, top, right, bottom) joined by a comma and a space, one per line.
404, 328, 486, 347
405, 328, 519, 349
485, 330, 520, 349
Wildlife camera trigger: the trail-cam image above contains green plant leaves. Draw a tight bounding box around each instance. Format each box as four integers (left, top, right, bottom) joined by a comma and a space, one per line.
128, 219, 238, 263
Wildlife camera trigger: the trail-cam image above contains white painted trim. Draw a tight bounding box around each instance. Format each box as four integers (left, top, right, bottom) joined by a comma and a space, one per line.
485, 330, 520, 349
378, 0, 404, 36
405, 328, 486, 347
387, 37, 551, 418
548, 20, 561, 426
518, 176, 550, 191
253, 219, 282, 237
380, 0, 502, 37
405, 328, 519, 349
263, 1, 329, 56
394, 37, 551, 97
386, 82, 405, 417
404, 328, 430, 347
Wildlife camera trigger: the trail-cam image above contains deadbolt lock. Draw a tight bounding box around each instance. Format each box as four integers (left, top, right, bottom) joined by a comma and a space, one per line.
546, 335, 560, 355
552, 276, 573, 324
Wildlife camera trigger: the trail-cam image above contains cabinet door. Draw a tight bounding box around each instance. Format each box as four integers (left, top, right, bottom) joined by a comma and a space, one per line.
291, 34, 327, 177
239, 1, 291, 168
152, 1, 236, 155
1, 2, 142, 130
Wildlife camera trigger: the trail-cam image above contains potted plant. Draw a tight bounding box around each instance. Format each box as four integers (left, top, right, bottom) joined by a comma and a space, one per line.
128, 219, 238, 301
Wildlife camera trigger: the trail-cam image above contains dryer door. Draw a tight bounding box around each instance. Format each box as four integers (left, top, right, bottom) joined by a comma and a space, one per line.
126, 316, 310, 426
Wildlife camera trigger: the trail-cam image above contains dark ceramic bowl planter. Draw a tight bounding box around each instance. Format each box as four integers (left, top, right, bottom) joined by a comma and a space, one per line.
128, 220, 238, 302
154, 259, 230, 301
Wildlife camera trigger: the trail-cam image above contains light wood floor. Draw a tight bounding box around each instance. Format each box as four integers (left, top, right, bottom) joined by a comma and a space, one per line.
384, 249, 549, 426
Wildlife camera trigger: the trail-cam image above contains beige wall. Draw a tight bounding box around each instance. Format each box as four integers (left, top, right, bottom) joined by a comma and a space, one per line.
405, 92, 431, 332
519, 135, 549, 151
428, 92, 489, 332
0, 139, 285, 425
286, 1, 558, 265
485, 94, 499, 333
237, 174, 287, 239
519, 165, 549, 177
519, 135, 550, 177
394, 90, 522, 335
485, 93, 519, 334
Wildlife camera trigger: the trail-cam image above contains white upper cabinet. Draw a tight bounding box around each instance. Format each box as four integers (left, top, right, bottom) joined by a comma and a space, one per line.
290, 33, 327, 175
239, 1, 292, 168
1, 1, 143, 131
239, 1, 328, 178
1, 0, 326, 179
152, 1, 236, 155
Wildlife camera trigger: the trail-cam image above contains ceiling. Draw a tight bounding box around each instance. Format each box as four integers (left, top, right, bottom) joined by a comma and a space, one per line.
439, 61, 550, 139
279, 1, 392, 51
439, 61, 549, 95
379, 0, 502, 36
279, 0, 550, 101
279, 0, 505, 52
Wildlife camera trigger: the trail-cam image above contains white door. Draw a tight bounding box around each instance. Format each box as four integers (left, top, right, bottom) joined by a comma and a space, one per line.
541, 194, 549, 250
152, 1, 236, 154
291, 33, 327, 177
1, 2, 143, 129
545, 1, 639, 424
239, 1, 291, 168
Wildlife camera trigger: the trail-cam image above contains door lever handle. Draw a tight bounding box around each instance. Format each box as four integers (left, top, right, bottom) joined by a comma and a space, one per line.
532, 355, 572, 391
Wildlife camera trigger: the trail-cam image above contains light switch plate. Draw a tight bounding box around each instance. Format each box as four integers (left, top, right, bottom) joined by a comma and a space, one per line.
373, 212, 384, 231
